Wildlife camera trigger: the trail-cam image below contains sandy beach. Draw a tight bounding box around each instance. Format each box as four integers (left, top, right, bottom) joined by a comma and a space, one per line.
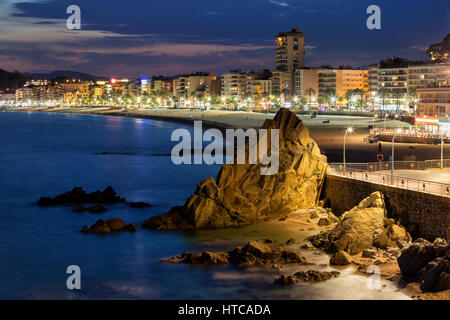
4, 106, 449, 163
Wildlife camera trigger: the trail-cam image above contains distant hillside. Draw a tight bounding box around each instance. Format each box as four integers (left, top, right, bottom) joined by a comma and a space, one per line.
23, 70, 106, 81
0, 69, 31, 92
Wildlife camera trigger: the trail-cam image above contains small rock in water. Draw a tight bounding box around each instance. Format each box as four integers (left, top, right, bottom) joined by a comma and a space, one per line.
294, 270, 340, 282
73, 204, 85, 213
37, 186, 125, 206
87, 204, 108, 214
272, 263, 282, 271
274, 274, 297, 285
128, 201, 152, 208
82, 218, 138, 234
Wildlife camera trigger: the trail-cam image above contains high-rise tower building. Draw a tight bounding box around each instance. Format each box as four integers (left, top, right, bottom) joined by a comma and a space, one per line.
275, 28, 305, 101
275, 28, 305, 72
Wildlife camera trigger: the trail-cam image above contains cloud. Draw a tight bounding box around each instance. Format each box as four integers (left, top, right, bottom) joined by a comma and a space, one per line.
268, 1, 290, 7
409, 45, 427, 51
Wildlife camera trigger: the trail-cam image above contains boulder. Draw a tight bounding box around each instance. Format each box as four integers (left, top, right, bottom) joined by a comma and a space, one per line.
106, 218, 126, 231
142, 108, 328, 230
294, 270, 340, 282
397, 238, 450, 292
311, 192, 386, 255
330, 251, 352, 265
374, 224, 409, 249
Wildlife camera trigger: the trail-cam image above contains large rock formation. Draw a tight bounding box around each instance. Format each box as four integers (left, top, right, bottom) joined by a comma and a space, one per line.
398, 238, 450, 292
311, 192, 410, 255
143, 108, 327, 230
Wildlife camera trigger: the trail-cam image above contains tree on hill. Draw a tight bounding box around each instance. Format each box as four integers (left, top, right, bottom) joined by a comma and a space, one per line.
427, 34, 450, 62
0, 69, 30, 92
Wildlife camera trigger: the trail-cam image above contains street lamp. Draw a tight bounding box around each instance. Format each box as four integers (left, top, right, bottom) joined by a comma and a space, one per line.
441, 132, 447, 169
384, 114, 388, 130
391, 128, 402, 183
343, 127, 354, 173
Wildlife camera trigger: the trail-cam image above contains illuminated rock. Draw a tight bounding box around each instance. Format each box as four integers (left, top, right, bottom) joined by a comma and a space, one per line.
143, 108, 327, 229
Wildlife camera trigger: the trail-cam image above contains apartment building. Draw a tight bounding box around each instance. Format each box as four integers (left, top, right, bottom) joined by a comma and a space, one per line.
294, 68, 321, 98
173, 73, 215, 100
416, 87, 450, 117
220, 71, 247, 100
247, 79, 272, 97
318, 69, 368, 97
369, 63, 450, 94
271, 70, 292, 102
408, 63, 450, 91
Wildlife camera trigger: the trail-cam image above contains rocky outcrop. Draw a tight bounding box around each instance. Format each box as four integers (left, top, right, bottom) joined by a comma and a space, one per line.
311, 192, 410, 256
398, 238, 450, 292
82, 218, 138, 233
38, 186, 124, 206
162, 239, 309, 268
274, 270, 340, 285
143, 108, 327, 230
293, 270, 340, 282
274, 274, 297, 285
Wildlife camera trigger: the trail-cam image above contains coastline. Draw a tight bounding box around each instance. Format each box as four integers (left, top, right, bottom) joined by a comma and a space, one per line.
4, 106, 448, 163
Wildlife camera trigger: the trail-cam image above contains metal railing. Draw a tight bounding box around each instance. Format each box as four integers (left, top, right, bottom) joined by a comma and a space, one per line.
327, 164, 450, 198
330, 159, 450, 172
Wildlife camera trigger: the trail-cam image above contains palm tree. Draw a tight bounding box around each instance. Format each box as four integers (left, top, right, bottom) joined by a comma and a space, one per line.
324, 88, 336, 109
305, 88, 316, 109
392, 88, 404, 113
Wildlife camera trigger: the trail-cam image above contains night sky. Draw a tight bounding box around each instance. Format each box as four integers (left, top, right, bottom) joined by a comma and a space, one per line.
0, 0, 449, 77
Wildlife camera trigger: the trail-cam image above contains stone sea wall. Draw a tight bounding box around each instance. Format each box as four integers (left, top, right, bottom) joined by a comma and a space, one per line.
321, 174, 450, 241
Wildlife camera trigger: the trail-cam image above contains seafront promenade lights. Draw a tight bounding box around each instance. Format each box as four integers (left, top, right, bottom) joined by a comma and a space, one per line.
343, 127, 354, 173
391, 128, 402, 183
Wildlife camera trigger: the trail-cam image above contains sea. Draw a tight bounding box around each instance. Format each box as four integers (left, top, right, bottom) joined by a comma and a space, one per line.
0, 111, 409, 299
